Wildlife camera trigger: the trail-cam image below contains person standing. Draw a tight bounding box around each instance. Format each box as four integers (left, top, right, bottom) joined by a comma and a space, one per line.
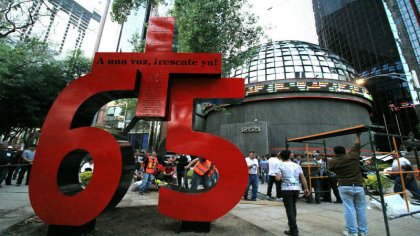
0, 143, 12, 187
139, 151, 159, 195
16, 145, 36, 186
275, 150, 309, 236
185, 157, 212, 191
260, 155, 269, 184
243, 151, 259, 201
267, 153, 282, 200
328, 133, 367, 236
175, 154, 190, 189
5, 145, 23, 185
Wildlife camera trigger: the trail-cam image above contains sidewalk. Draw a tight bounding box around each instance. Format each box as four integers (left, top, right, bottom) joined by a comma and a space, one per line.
0, 184, 33, 233
1, 181, 419, 235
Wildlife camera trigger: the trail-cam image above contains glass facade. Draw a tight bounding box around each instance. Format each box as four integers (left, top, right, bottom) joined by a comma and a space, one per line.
313, 0, 406, 75
312, 0, 420, 150
396, 0, 420, 69
231, 40, 356, 84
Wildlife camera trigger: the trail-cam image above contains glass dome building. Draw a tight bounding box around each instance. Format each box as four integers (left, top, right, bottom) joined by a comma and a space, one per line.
232, 40, 357, 83
204, 41, 373, 155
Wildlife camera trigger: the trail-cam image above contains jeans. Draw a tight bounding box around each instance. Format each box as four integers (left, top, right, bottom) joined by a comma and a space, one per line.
394, 175, 420, 200
306, 176, 321, 203
13, 165, 21, 179
5, 165, 17, 184
267, 175, 282, 198
283, 190, 300, 235
210, 171, 219, 187
16, 164, 31, 185
0, 166, 7, 186
338, 186, 367, 235
244, 174, 258, 200
177, 172, 189, 189
139, 172, 154, 193
261, 168, 268, 184
190, 172, 210, 191
331, 176, 342, 202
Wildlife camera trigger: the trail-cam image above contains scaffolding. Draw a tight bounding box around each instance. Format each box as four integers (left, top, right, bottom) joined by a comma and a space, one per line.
286, 124, 420, 236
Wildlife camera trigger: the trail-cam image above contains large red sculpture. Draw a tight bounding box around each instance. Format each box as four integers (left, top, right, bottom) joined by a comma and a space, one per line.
29, 17, 248, 227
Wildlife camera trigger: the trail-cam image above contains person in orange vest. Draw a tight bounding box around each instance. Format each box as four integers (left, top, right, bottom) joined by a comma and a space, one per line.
185, 157, 212, 191
139, 151, 159, 195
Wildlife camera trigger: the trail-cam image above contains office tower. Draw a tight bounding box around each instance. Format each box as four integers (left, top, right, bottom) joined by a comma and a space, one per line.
313, 0, 420, 150
18, 0, 106, 55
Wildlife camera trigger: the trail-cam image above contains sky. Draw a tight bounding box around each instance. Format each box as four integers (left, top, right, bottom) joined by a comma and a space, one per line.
248, 0, 318, 44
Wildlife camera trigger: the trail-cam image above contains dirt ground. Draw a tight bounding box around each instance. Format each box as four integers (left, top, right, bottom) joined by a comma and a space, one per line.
3, 205, 273, 236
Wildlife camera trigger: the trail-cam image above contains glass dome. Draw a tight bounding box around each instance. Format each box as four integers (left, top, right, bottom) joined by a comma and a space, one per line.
231, 40, 357, 84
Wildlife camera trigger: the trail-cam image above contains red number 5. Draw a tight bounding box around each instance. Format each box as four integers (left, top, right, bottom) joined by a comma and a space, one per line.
159, 77, 248, 221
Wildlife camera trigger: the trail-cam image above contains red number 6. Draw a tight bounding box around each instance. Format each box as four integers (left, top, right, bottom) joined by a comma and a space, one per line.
29, 69, 137, 225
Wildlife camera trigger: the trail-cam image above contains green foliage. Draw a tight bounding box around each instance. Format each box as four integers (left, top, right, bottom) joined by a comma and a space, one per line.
364, 174, 393, 194
128, 32, 146, 52
61, 49, 92, 81
111, 0, 165, 24
0, 38, 92, 137
173, 0, 263, 76
80, 171, 93, 187
377, 163, 391, 171
186, 169, 193, 179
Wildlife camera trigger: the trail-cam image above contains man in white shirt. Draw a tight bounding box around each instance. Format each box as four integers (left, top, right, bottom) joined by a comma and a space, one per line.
243, 151, 259, 201
267, 153, 282, 200
275, 150, 309, 236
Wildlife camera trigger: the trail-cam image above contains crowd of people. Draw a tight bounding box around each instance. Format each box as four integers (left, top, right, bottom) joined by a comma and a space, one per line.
131, 150, 218, 195
243, 149, 342, 204
2, 138, 419, 236
0, 143, 36, 187
242, 133, 419, 236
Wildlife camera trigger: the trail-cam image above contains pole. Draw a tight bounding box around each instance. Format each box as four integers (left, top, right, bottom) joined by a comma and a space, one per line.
92, 0, 111, 57
116, 22, 124, 52
392, 137, 410, 213
382, 113, 393, 150
323, 139, 331, 203
412, 137, 420, 170
394, 112, 403, 142
368, 127, 390, 236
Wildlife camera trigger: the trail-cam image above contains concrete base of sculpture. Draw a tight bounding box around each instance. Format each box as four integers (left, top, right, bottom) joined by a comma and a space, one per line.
47, 220, 95, 236
179, 221, 211, 233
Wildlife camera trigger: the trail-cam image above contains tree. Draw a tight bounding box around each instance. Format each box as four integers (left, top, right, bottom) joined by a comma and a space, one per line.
173, 0, 263, 76
0, 0, 50, 39
128, 32, 146, 53
0, 38, 91, 141
61, 48, 92, 81
111, 0, 165, 24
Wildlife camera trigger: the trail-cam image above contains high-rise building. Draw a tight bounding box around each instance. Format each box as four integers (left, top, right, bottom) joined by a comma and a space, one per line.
18, 0, 106, 55
313, 0, 420, 150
